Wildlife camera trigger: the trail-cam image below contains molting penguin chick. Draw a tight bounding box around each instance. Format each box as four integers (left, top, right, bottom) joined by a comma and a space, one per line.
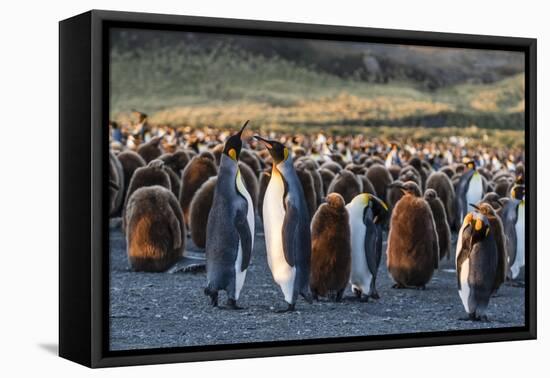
109, 151, 125, 216
124, 159, 171, 212
255, 134, 313, 312
319, 168, 336, 196
310, 193, 351, 301
327, 170, 362, 204
189, 176, 218, 249
179, 153, 218, 229
387, 181, 439, 289
346, 193, 389, 301
125, 185, 185, 272
456, 203, 507, 320
137, 136, 163, 163
424, 189, 451, 261
205, 121, 255, 309
295, 162, 317, 220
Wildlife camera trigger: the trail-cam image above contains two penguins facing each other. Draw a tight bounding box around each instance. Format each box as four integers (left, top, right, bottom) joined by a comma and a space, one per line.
310, 192, 388, 302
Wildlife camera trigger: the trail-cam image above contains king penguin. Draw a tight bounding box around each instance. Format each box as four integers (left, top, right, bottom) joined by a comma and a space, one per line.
455, 160, 485, 230
456, 203, 507, 320
502, 180, 526, 282
255, 135, 313, 312
346, 193, 389, 301
204, 121, 255, 309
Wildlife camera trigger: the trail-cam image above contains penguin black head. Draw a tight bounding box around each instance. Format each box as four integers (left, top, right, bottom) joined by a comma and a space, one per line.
424, 188, 438, 202
465, 160, 476, 171
511, 184, 525, 201
463, 210, 491, 241
223, 120, 249, 161
389, 180, 422, 197
254, 135, 289, 164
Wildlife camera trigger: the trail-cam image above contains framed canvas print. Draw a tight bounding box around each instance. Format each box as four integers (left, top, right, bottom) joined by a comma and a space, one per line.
59, 10, 536, 368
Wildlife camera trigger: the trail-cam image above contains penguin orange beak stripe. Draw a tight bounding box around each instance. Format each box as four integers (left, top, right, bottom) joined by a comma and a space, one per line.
254, 135, 273, 149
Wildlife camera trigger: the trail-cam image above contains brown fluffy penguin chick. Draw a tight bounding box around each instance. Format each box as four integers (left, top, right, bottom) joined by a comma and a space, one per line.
319, 168, 336, 196
366, 163, 393, 203
320, 161, 342, 175
310, 193, 351, 301
164, 166, 182, 199
137, 136, 163, 163
295, 165, 317, 220
327, 170, 361, 204
299, 160, 324, 207
189, 177, 217, 249
388, 165, 401, 180
360, 175, 377, 196
239, 148, 262, 176
210, 144, 224, 166
440, 166, 455, 180
117, 150, 146, 199
426, 171, 456, 228
179, 155, 218, 228
238, 162, 259, 213
387, 181, 439, 289
258, 171, 271, 221
424, 189, 451, 260
159, 150, 190, 176
125, 185, 185, 272
408, 157, 428, 188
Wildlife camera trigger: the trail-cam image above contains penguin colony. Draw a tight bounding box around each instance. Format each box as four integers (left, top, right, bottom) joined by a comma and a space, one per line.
109, 118, 526, 319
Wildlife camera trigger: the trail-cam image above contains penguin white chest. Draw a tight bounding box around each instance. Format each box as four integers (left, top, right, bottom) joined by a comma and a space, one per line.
234, 170, 255, 299
458, 257, 471, 313
466, 173, 483, 213
347, 206, 372, 293
263, 170, 296, 303
511, 202, 525, 279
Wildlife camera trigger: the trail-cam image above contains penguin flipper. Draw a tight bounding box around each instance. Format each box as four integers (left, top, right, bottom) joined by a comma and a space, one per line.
281, 204, 298, 267
503, 201, 519, 271
363, 213, 380, 278
235, 206, 252, 272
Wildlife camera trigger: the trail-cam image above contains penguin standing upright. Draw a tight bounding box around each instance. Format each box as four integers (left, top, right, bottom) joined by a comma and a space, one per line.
255, 135, 313, 312
205, 121, 254, 309
502, 180, 526, 281
455, 161, 485, 230
424, 189, 451, 261
456, 203, 507, 320
346, 193, 389, 301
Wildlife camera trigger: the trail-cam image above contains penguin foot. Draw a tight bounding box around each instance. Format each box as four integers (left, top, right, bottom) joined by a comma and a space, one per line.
226, 299, 244, 310
459, 313, 480, 321
416, 285, 426, 291
353, 288, 362, 298
335, 289, 344, 302
359, 296, 369, 303
275, 303, 295, 313
301, 292, 313, 304
204, 287, 218, 307
369, 291, 380, 300
392, 283, 406, 289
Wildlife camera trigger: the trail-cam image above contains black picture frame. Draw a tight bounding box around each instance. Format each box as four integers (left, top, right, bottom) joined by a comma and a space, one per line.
59, 9, 537, 368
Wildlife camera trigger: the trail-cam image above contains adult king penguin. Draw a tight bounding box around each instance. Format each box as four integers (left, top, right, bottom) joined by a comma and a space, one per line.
456, 203, 507, 320
255, 135, 313, 312
204, 121, 254, 309
455, 160, 485, 230
502, 179, 526, 282
346, 193, 389, 301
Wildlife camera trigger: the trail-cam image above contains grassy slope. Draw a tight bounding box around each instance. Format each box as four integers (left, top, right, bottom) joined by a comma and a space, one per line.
110, 44, 525, 131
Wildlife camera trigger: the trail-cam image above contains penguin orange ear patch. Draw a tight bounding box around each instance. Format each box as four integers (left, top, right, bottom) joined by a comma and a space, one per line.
228, 148, 237, 161
475, 219, 483, 231
464, 213, 473, 225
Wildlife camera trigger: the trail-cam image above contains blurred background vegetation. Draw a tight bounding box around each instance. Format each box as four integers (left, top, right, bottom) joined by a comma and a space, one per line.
110, 29, 525, 137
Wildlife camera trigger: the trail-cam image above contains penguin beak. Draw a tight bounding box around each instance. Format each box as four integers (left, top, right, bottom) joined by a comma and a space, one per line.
237, 120, 249, 139
469, 203, 480, 211
254, 135, 273, 150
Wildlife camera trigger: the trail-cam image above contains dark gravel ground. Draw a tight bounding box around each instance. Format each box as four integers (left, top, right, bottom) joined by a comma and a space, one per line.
109, 217, 524, 351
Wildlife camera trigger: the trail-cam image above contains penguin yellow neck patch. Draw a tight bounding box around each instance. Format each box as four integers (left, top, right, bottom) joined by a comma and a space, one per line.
228, 148, 237, 161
